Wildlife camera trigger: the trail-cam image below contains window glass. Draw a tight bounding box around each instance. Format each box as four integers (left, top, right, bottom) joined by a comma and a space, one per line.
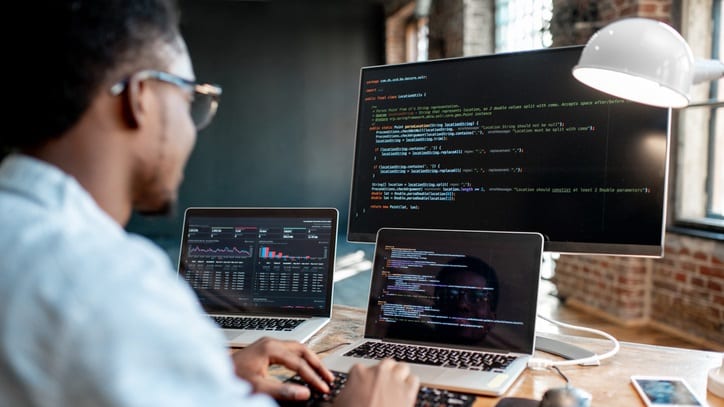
674, 0, 724, 233
495, 0, 552, 52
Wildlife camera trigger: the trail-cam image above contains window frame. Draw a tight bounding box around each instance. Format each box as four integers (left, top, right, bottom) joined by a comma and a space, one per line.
669, 0, 724, 241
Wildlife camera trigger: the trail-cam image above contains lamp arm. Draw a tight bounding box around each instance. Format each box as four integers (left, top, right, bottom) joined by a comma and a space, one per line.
693, 58, 724, 84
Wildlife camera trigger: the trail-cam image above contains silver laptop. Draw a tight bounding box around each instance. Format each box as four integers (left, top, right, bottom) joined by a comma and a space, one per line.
323, 227, 543, 396
177, 207, 338, 347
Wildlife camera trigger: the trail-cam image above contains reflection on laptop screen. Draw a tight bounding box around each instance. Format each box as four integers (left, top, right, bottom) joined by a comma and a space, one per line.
179, 210, 336, 316
366, 228, 541, 354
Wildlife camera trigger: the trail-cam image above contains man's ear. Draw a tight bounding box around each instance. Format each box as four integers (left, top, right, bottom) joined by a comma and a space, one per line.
121, 75, 148, 129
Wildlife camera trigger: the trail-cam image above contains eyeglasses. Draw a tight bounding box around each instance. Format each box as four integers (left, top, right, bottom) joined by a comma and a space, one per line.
439, 287, 491, 304
110, 70, 222, 130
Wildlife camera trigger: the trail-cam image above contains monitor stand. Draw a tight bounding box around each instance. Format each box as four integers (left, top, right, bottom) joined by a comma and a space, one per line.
535, 255, 597, 365
535, 334, 598, 365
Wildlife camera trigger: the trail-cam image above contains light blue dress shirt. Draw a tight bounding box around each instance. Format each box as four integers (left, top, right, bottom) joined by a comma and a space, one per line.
0, 154, 277, 407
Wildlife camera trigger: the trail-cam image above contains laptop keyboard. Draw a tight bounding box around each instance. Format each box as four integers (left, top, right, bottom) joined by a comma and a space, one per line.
212, 316, 303, 331
279, 370, 476, 407
344, 341, 517, 372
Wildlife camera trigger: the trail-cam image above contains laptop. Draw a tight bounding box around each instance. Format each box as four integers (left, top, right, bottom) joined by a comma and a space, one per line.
177, 207, 338, 347
323, 227, 544, 396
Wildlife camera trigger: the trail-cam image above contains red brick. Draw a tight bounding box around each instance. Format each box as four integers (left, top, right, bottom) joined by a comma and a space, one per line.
675, 272, 686, 282
693, 251, 708, 261
681, 262, 697, 271
619, 275, 645, 285
638, 3, 657, 13
692, 277, 705, 287
701, 266, 724, 279
653, 280, 679, 291
628, 266, 647, 275
620, 5, 635, 15
661, 258, 677, 267
708, 280, 723, 292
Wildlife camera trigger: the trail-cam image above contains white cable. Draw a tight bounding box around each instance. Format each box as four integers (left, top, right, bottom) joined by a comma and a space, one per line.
527, 314, 620, 369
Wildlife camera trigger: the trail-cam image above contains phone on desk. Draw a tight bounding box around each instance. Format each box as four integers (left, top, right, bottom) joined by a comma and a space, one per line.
631, 375, 707, 407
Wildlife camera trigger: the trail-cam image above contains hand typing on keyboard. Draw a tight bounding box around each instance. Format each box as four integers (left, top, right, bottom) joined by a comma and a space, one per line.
281, 367, 476, 407
281, 359, 421, 407
334, 360, 420, 406
231, 338, 419, 406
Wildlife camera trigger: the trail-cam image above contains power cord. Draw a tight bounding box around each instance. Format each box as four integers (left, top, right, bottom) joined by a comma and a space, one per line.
527, 314, 620, 369
551, 365, 570, 385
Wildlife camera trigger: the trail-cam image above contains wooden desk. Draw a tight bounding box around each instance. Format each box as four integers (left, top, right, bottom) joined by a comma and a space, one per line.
301, 305, 724, 407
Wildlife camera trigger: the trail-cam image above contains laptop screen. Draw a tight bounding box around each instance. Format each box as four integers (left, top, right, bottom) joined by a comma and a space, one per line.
365, 228, 543, 354
178, 207, 338, 317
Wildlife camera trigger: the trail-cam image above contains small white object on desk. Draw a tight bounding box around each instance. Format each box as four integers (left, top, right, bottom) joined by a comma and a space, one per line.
708, 356, 724, 398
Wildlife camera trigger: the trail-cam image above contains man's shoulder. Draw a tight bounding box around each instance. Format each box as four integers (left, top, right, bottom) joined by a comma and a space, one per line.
0, 202, 175, 307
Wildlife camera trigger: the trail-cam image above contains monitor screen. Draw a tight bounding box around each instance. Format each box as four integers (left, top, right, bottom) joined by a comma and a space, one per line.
347, 45, 670, 256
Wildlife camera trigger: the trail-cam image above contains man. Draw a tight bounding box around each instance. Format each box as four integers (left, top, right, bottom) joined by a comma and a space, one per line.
0, 1, 419, 406
434, 256, 500, 345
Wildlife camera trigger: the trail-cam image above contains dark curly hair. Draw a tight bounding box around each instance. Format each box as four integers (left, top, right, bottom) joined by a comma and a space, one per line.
10, 0, 181, 150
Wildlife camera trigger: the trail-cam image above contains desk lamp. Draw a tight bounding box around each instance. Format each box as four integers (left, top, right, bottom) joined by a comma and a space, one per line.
572, 17, 723, 108
572, 17, 724, 399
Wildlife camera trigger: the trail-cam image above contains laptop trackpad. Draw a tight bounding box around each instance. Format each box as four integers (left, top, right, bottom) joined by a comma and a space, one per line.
429, 369, 502, 391
223, 330, 241, 341
412, 365, 453, 383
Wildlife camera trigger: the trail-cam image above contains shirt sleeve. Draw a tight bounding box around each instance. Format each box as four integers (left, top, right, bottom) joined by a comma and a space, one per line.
53, 236, 279, 407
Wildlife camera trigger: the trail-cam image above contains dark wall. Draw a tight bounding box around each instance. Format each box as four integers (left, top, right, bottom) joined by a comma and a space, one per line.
126, 0, 385, 257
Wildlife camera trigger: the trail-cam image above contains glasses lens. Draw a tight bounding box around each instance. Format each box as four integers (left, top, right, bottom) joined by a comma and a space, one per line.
190, 92, 219, 130
441, 288, 488, 303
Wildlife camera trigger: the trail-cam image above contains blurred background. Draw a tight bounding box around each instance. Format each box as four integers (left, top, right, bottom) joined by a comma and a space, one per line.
122, 0, 723, 348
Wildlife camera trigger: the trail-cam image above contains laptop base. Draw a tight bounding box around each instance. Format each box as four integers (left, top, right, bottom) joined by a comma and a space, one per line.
535, 335, 597, 365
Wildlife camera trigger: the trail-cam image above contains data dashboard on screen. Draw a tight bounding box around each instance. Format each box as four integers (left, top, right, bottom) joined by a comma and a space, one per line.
347, 45, 670, 256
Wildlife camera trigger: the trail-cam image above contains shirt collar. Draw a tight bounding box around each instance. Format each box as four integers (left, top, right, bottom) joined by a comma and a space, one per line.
0, 153, 123, 235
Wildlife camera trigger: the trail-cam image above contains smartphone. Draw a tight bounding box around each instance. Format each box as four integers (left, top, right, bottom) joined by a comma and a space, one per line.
631, 375, 708, 407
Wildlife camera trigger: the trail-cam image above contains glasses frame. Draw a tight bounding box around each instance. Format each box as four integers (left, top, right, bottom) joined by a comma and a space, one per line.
110, 70, 222, 130
438, 287, 491, 305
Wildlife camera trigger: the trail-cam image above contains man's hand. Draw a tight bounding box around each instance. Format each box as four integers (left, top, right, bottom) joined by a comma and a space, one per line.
231, 337, 335, 401
334, 359, 420, 407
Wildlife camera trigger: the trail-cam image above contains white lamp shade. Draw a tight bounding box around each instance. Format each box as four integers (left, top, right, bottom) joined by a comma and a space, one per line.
572, 18, 695, 108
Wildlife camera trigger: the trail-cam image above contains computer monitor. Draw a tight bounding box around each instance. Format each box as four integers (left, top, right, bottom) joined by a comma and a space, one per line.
347, 45, 670, 256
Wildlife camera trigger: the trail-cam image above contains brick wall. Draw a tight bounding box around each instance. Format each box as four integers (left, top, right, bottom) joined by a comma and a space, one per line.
385, 1, 416, 64
651, 234, 724, 346
551, 0, 673, 47
554, 255, 650, 323
555, 234, 724, 349
428, 0, 464, 59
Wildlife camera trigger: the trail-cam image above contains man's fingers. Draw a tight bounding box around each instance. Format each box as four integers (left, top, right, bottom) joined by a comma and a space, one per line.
292, 355, 332, 393
405, 371, 421, 394
391, 359, 411, 380
265, 340, 332, 393
252, 378, 311, 401
300, 346, 335, 383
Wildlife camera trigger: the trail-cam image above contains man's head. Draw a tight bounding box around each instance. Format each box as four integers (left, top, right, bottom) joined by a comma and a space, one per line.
17, 0, 185, 149
434, 256, 500, 343
12, 0, 220, 219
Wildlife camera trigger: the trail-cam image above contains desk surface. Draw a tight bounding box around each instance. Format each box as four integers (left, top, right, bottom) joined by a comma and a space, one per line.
298, 305, 724, 407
